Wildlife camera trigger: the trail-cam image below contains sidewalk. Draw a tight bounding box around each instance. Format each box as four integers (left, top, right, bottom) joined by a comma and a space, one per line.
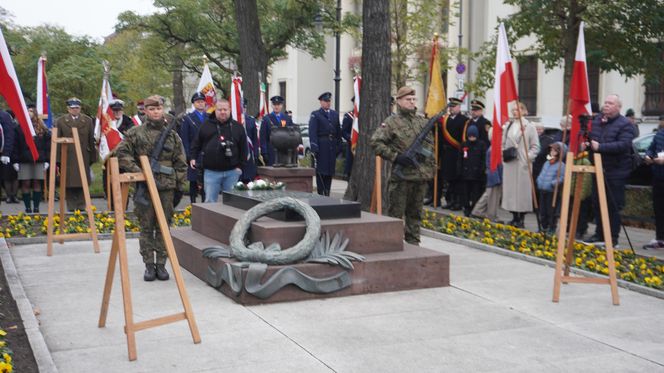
3, 233, 664, 372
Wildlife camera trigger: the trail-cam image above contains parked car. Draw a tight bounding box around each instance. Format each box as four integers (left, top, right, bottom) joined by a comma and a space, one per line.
629, 132, 655, 185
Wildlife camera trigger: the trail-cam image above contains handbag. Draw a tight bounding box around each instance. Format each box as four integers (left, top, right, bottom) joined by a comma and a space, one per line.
502, 121, 518, 162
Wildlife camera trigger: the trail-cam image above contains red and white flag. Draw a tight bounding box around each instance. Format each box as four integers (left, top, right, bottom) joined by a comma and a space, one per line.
230, 76, 244, 125
94, 76, 122, 160
568, 21, 592, 155
490, 23, 519, 171
258, 81, 268, 120
36, 55, 52, 128
196, 63, 216, 112
351, 75, 361, 153
0, 28, 38, 161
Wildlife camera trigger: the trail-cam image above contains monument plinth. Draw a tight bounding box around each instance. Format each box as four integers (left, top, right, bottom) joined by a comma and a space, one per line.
256, 166, 314, 193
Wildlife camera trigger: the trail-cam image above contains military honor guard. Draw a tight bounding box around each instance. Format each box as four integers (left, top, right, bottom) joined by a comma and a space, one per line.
259, 95, 295, 166
469, 99, 490, 145
437, 97, 469, 210
309, 92, 341, 196
55, 97, 97, 211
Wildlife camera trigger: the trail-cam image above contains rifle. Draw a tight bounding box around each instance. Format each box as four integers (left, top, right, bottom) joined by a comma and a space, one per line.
393, 111, 445, 179
135, 117, 180, 207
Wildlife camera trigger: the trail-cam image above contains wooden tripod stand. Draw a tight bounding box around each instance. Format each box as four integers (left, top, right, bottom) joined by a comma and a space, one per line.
46, 127, 100, 255
370, 156, 383, 214
98, 156, 200, 361
552, 151, 619, 305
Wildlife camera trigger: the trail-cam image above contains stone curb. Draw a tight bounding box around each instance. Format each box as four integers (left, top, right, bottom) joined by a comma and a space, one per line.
7, 232, 140, 246
0, 238, 58, 373
421, 228, 664, 300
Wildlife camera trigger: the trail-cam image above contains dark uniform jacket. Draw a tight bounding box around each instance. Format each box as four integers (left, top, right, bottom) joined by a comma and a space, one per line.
438, 113, 469, 180
0, 110, 15, 161
260, 111, 294, 166
309, 108, 341, 176
13, 129, 51, 163
55, 113, 97, 187
178, 110, 206, 181
470, 115, 490, 145
590, 114, 635, 180
190, 114, 248, 172
457, 139, 487, 181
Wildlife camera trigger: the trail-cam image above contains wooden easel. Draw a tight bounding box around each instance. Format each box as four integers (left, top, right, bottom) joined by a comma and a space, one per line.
552, 152, 619, 305
46, 127, 100, 255
98, 156, 200, 361
370, 156, 382, 214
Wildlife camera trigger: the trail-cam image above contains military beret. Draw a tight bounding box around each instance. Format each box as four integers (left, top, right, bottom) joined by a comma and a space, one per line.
318, 92, 332, 101
109, 99, 124, 110
396, 86, 416, 99
191, 92, 206, 103
270, 96, 284, 104
470, 99, 485, 110
625, 108, 635, 117
448, 97, 462, 106
66, 97, 82, 108
143, 95, 163, 108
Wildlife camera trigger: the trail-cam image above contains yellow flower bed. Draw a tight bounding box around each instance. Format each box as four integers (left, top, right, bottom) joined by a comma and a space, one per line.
422, 210, 664, 290
0, 205, 192, 239
0, 329, 12, 372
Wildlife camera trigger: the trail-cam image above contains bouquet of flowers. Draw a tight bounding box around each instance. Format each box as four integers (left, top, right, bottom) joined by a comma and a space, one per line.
234, 178, 286, 191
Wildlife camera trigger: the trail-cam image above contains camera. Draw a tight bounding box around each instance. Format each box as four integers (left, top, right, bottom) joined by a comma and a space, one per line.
218, 135, 234, 158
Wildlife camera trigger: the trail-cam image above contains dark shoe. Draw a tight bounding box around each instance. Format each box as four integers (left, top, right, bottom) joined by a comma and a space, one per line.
10, 196, 19, 204
25, 208, 32, 214
33, 208, 39, 213
450, 204, 462, 211
156, 264, 169, 281
144, 264, 157, 282
643, 240, 664, 250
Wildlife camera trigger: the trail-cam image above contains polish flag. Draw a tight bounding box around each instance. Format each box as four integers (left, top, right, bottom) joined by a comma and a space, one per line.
0, 28, 38, 161
36, 55, 53, 128
196, 63, 216, 112
94, 76, 122, 160
230, 76, 244, 125
258, 81, 268, 119
490, 23, 519, 171
351, 75, 361, 153
568, 22, 592, 155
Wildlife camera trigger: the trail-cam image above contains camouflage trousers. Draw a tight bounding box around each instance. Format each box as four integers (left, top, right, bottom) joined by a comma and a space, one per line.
387, 177, 427, 245
135, 189, 174, 264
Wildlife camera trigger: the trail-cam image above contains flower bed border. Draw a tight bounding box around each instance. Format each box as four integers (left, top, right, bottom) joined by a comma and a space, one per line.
421, 228, 664, 300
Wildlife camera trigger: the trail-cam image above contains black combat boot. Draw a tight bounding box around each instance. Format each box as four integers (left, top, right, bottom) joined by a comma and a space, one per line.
156, 264, 170, 281
144, 263, 157, 281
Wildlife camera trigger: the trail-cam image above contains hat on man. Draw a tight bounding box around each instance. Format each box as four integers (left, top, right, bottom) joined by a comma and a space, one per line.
270, 95, 284, 104
625, 108, 635, 117
143, 95, 163, 108
318, 92, 332, 101
470, 99, 485, 110
109, 99, 125, 111
448, 97, 462, 107
191, 92, 206, 103
66, 97, 82, 108
395, 86, 416, 99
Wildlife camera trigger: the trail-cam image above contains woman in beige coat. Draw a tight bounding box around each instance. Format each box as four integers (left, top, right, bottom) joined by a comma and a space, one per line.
501, 102, 540, 227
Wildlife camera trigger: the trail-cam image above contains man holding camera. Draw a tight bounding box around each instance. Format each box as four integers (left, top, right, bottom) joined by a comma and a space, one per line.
189, 99, 247, 202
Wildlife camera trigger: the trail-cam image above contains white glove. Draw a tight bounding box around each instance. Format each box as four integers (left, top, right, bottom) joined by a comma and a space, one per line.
44, 162, 49, 171
0, 156, 9, 164
12, 163, 19, 172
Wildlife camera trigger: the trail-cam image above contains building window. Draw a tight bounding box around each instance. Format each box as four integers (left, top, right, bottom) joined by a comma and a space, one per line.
518, 56, 537, 115
279, 81, 287, 106
587, 63, 600, 106
644, 79, 664, 116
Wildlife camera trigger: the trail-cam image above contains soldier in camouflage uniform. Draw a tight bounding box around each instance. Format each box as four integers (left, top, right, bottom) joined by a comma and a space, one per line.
115, 96, 187, 281
370, 86, 435, 245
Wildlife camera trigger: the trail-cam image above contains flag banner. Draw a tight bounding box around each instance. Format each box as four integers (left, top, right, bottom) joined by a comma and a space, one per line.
351, 75, 361, 153
230, 76, 244, 125
490, 23, 519, 171
196, 63, 217, 112
258, 81, 268, 119
425, 35, 446, 118
0, 28, 38, 161
94, 76, 122, 160
36, 56, 52, 128
131, 114, 142, 126
568, 21, 592, 155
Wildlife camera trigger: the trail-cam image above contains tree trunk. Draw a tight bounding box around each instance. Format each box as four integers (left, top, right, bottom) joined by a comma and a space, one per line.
234, 0, 267, 117
171, 57, 185, 114
344, 0, 392, 210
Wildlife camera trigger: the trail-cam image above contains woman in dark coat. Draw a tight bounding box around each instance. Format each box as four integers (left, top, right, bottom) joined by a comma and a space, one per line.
13, 109, 51, 213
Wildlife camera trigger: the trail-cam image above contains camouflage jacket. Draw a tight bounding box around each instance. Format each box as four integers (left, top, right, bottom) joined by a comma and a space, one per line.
115, 117, 187, 191
370, 106, 435, 181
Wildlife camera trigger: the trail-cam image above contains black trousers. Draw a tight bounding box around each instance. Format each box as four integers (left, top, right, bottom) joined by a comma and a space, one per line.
460, 180, 484, 212
316, 174, 332, 196
539, 190, 561, 231
592, 177, 626, 242
653, 180, 664, 241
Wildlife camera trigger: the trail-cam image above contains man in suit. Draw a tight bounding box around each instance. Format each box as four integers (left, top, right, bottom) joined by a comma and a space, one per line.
178, 92, 208, 203
259, 95, 295, 166
309, 92, 341, 196
55, 98, 97, 211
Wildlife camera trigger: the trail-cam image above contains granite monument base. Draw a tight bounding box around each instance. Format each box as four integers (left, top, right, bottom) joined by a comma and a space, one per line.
257, 166, 314, 193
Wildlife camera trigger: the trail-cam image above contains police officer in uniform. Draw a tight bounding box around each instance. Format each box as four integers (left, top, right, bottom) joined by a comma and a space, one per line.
55, 98, 97, 211
260, 95, 295, 166
178, 92, 208, 203
468, 99, 490, 145
438, 97, 469, 210
309, 92, 341, 196
371, 86, 435, 245
116, 95, 187, 281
